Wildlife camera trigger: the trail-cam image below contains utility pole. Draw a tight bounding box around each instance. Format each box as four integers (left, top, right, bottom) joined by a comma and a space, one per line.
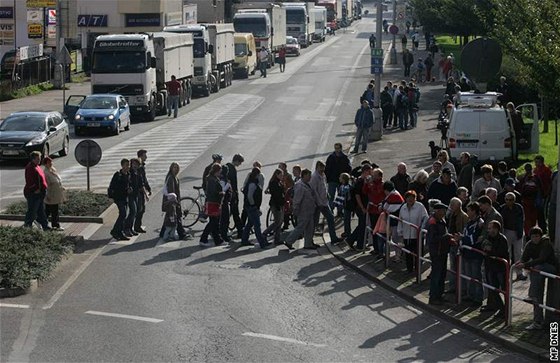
374, 1, 382, 107
390, 0, 397, 64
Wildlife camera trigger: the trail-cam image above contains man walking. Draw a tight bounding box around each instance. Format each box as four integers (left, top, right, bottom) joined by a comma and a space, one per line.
258, 47, 269, 78
310, 161, 342, 244
23, 151, 50, 230
226, 153, 245, 239
278, 45, 286, 73
352, 100, 375, 154
108, 159, 131, 240
284, 169, 318, 250
402, 49, 414, 77
166, 75, 181, 118
124, 158, 142, 237
325, 143, 352, 210
134, 149, 151, 233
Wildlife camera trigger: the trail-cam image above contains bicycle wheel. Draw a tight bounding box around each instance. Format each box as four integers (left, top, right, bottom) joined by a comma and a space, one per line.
266, 207, 274, 229
180, 197, 200, 228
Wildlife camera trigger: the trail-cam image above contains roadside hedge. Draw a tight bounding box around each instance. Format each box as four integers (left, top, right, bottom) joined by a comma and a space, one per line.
4, 190, 112, 217
0, 226, 74, 289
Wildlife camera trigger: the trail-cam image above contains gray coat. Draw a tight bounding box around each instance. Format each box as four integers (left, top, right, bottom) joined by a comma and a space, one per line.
310, 171, 328, 207
292, 179, 317, 220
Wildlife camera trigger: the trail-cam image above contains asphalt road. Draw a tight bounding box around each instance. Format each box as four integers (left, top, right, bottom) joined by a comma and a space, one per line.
0, 7, 533, 362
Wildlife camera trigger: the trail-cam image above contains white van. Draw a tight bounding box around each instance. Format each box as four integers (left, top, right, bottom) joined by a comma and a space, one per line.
447, 92, 539, 161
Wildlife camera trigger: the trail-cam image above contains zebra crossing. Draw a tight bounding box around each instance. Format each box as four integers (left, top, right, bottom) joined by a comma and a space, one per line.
59, 93, 264, 191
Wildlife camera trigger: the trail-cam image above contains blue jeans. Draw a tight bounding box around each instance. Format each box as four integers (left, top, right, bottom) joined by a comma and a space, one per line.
462, 258, 483, 303
24, 192, 49, 229
429, 253, 447, 300
352, 127, 370, 152
327, 182, 338, 210
168, 95, 179, 117
259, 61, 268, 77
111, 200, 128, 236
242, 206, 267, 247
124, 195, 138, 233
314, 205, 338, 242
398, 109, 408, 129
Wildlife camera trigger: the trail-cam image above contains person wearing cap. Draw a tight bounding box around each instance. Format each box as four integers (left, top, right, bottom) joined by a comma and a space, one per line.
23, 151, 50, 230
472, 164, 502, 200
43, 156, 65, 231
202, 154, 223, 190
497, 178, 521, 205
426, 167, 457, 206
426, 202, 455, 305
499, 191, 525, 280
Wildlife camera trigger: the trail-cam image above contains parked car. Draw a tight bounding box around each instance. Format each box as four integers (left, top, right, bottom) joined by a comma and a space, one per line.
285, 36, 301, 56
68, 94, 131, 136
0, 111, 69, 160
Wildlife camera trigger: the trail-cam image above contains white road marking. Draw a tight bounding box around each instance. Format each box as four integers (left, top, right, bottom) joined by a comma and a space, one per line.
42, 245, 106, 310
85, 310, 163, 323
242, 332, 326, 348
0, 303, 30, 309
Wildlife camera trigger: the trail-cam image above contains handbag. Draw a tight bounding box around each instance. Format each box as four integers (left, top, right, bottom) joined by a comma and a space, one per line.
372, 212, 387, 234
205, 201, 221, 217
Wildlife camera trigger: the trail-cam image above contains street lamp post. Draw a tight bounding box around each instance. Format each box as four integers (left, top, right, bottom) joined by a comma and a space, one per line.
390, 0, 397, 64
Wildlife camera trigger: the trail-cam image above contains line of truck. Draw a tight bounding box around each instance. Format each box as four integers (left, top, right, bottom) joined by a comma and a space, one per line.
89, 1, 357, 121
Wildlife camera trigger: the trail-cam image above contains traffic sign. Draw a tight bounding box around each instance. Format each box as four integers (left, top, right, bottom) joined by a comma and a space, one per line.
398, 12, 404, 19
371, 48, 383, 57
75, 140, 102, 191
371, 57, 383, 66
389, 25, 399, 35
370, 66, 383, 75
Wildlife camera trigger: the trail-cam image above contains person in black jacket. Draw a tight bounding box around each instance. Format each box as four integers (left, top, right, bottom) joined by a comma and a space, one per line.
325, 143, 351, 210
134, 149, 151, 233
262, 169, 285, 245
427, 168, 457, 206
200, 164, 224, 247
108, 159, 131, 241
202, 154, 222, 190
124, 158, 143, 237
427, 203, 455, 305
241, 167, 270, 248
226, 153, 245, 238
480, 220, 509, 315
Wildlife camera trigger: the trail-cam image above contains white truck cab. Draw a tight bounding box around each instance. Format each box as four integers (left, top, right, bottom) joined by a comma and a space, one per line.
447, 92, 539, 161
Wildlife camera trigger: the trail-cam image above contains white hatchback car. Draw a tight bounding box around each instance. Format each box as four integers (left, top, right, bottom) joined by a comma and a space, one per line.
447, 92, 539, 161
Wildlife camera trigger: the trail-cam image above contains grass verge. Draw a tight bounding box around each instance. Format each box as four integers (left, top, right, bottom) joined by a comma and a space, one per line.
4, 190, 112, 217
0, 82, 54, 102
0, 226, 74, 289
517, 120, 560, 172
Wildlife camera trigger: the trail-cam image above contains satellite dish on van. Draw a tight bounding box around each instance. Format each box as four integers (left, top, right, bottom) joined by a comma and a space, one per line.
461, 38, 502, 83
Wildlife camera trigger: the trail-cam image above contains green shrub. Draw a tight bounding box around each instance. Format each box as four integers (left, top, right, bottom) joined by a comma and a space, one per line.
0, 82, 53, 102
0, 226, 74, 289
4, 190, 112, 217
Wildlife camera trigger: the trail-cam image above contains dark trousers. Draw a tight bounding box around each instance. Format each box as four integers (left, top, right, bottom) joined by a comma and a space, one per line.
134, 194, 145, 231
24, 192, 49, 229
404, 238, 418, 272
45, 203, 60, 228
124, 195, 138, 233
201, 215, 222, 244
486, 269, 506, 310
537, 198, 548, 233
111, 200, 128, 236
348, 210, 366, 249
220, 201, 231, 240
230, 195, 243, 235
429, 253, 447, 300
404, 64, 411, 77
382, 105, 393, 127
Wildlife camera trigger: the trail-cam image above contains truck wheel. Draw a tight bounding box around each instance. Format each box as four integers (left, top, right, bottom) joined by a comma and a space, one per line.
186, 81, 192, 104
146, 98, 156, 121
113, 121, 121, 135
158, 93, 167, 116
212, 74, 220, 93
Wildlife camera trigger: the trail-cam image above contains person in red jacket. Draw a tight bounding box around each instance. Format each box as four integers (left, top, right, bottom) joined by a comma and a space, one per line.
23, 151, 50, 230
533, 155, 552, 233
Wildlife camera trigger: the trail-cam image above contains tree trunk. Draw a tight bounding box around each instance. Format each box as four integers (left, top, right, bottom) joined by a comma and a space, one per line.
463, 35, 469, 46
542, 96, 549, 133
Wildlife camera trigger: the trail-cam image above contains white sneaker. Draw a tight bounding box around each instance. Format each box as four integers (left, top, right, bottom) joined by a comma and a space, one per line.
199, 241, 212, 247
525, 322, 543, 330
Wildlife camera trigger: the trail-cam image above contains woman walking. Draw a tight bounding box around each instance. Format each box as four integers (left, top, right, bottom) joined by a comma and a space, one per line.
200, 164, 224, 247
263, 168, 285, 245
43, 156, 65, 231
160, 162, 186, 239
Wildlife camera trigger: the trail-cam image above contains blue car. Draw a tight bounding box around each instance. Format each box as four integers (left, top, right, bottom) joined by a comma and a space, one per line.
67, 94, 131, 136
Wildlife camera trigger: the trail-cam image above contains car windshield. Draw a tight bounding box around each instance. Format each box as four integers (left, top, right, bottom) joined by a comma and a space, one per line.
287, 38, 298, 44
235, 43, 248, 56
81, 97, 117, 109
0, 115, 45, 132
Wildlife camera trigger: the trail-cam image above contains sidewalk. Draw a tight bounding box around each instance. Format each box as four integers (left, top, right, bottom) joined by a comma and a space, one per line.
333, 33, 551, 360
0, 79, 91, 120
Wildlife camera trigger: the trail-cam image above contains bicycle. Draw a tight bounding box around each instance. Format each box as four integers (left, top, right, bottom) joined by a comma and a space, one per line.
180, 186, 207, 228
265, 199, 297, 234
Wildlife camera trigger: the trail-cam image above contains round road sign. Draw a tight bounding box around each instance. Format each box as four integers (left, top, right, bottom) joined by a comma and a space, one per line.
74, 139, 102, 167
389, 25, 399, 35
398, 12, 404, 19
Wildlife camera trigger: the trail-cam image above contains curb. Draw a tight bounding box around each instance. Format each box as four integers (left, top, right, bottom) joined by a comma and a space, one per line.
0, 214, 104, 224
321, 232, 549, 361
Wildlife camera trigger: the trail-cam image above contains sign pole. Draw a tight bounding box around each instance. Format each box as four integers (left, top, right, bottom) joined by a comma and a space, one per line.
86, 143, 90, 191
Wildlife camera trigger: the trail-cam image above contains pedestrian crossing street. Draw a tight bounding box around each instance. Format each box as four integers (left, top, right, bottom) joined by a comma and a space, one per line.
59, 93, 264, 191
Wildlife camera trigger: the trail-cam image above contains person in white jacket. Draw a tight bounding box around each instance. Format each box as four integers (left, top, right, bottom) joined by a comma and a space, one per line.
398, 190, 429, 273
